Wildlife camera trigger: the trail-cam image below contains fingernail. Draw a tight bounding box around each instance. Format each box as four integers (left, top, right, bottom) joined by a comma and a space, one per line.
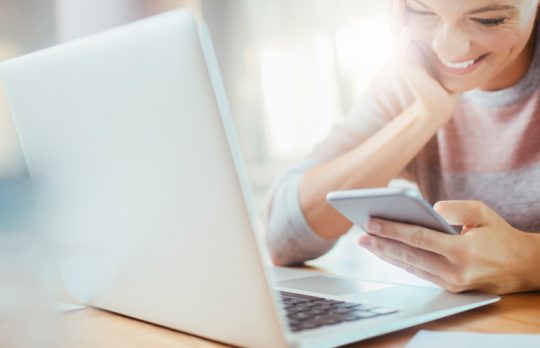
366, 220, 382, 233
359, 235, 371, 247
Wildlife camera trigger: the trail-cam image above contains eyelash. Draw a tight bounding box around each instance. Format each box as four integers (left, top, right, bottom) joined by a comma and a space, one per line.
473, 18, 508, 27
405, 7, 509, 28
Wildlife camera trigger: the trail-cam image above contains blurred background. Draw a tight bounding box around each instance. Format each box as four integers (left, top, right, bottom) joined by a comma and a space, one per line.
0, 0, 394, 214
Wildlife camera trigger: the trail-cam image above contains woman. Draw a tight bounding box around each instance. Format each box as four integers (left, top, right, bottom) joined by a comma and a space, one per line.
266, 0, 540, 295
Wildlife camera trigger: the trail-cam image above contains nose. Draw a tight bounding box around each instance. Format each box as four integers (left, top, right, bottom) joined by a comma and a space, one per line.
432, 23, 471, 61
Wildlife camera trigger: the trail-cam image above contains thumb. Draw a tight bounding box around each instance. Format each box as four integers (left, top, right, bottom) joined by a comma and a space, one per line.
433, 200, 492, 228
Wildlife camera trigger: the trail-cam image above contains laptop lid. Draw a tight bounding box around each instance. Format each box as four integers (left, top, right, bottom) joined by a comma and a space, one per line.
0, 9, 288, 348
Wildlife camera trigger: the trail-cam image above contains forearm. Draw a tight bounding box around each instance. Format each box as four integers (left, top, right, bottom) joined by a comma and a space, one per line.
300, 101, 449, 239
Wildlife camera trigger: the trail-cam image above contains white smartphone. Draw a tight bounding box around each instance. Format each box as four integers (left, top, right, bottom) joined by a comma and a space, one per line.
326, 187, 460, 234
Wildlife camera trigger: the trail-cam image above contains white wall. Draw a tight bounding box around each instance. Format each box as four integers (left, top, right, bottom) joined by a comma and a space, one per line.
55, 0, 143, 42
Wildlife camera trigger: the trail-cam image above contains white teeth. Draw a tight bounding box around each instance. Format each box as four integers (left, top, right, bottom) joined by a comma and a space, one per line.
440, 57, 477, 69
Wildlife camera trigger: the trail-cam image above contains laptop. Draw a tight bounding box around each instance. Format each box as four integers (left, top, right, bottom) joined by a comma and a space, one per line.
0, 9, 499, 348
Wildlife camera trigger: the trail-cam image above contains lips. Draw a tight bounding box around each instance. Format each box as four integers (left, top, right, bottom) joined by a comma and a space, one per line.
436, 54, 489, 75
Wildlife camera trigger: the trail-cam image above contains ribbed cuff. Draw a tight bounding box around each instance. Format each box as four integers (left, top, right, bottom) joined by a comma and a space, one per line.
266, 168, 338, 266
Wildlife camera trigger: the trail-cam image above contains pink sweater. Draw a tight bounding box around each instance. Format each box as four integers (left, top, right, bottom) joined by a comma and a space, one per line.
266, 24, 540, 266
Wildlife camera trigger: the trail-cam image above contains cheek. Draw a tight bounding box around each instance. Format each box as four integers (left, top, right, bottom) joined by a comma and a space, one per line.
473, 31, 521, 54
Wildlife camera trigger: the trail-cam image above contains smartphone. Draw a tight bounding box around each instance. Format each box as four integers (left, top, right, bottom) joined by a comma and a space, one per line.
326, 187, 460, 234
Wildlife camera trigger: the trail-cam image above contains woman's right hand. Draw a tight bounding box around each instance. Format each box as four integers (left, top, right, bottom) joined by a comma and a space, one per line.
391, 0, 458, 122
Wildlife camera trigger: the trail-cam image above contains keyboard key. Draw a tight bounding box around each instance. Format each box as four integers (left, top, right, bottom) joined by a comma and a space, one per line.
310, 306, 330, 314
295, 303, 311, 311
299, 322, 323, 330
328, 307, 355, 315
334, 303, 363, 309
288, 311, 315, 320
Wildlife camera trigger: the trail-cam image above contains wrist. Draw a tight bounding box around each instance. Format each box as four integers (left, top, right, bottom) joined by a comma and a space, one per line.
410, 101, 451, 132
520, 231, 540, 291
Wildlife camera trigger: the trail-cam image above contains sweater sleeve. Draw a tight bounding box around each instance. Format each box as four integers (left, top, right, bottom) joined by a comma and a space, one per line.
265, 159, 335, 266
265, 64, 417, 266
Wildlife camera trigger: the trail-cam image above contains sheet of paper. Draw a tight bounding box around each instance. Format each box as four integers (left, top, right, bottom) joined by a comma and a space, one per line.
406, 330, 540, 348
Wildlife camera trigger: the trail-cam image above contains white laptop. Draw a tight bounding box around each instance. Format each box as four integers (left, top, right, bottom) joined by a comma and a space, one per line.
0, 9, 499, 348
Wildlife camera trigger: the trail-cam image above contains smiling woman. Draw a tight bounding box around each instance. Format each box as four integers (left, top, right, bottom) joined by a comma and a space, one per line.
404, 0, 538, 92
266, 0, 540, 295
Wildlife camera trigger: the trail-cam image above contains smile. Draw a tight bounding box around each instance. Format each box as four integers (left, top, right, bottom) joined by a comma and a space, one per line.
436, 54, 489, 75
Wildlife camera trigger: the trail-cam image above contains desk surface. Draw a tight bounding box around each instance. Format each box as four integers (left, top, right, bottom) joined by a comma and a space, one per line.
52, 292, 540, 348
33, 232, 540, 347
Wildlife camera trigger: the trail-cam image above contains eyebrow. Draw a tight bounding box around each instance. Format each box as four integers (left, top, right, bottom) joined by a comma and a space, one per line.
466, 4, 517, 15
411, 0, 517, 15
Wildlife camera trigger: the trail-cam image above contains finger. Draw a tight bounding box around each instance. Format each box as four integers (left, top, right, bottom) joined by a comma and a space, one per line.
405, 38, 434, 74
390, 0, 406, 40
359, 234, 452, 275
434, 200, 493, 227
365, 218, 457, 255
394, 26, 412, 58
362, 243, 451, 290
393, 30, 449, 101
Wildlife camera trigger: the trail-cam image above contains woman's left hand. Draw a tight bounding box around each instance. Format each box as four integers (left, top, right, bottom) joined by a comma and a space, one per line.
359, 200, 540, 294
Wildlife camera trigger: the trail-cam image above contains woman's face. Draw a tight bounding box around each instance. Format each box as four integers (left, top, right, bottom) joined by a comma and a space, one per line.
405, 0, 539, 92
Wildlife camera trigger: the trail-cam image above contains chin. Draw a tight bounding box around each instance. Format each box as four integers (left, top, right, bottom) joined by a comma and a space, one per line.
440, 77, 479, 93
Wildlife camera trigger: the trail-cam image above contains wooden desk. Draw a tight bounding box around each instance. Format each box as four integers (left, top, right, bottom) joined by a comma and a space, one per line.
51, 292, 540, 348
13, 232, 540, 347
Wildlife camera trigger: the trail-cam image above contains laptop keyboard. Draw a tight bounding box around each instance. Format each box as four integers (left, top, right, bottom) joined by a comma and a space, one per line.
280, 291, 398, 333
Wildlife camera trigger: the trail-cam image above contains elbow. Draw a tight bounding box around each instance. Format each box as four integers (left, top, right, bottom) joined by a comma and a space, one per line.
265, 221, 305, 267
270, 255, 288, 267
268, 251, 300, 267
265, 229, 294, 267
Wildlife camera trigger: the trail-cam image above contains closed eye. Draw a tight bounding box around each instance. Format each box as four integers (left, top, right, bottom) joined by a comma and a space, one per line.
473, 17, 508, 27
